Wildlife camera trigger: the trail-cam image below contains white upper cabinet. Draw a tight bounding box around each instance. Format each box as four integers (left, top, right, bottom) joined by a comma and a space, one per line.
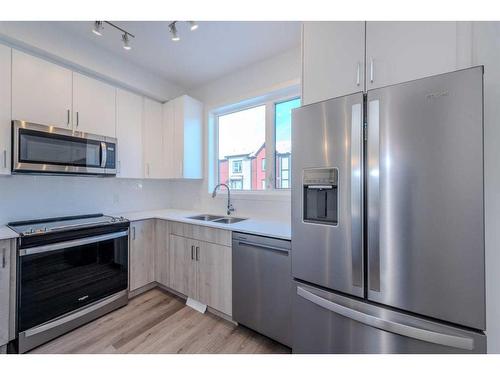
72, 72, 116, 137
0, 44, 11, 175
143, 97, 165, 179
116, 89, 144, 178
366, 22, 462, 90
163, 95, 203, 179
12, 50, 73, 128
302, 22, 365, 105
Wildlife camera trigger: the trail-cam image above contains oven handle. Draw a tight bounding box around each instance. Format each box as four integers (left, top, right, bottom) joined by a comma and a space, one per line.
19, 230, 128, 256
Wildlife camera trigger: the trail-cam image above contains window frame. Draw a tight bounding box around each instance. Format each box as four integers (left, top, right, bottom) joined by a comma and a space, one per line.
210, 85, 300, 197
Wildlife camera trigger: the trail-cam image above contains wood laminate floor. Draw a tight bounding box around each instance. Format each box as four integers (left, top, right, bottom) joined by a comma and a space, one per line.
30, 288, 291, 354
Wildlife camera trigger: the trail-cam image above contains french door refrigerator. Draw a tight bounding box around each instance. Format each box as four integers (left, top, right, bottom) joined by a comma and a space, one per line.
291, 67, 486, 353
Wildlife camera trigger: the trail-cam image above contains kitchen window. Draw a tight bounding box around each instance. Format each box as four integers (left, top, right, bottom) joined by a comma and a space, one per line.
215, 91, 300, 192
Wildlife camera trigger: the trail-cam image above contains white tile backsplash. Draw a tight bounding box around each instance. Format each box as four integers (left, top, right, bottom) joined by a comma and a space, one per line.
0, 175, 170, 224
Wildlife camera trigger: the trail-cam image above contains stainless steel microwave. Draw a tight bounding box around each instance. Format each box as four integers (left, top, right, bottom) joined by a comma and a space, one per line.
12, 120, 117, 176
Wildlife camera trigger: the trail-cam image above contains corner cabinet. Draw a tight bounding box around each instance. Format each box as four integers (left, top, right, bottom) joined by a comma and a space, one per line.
0, 44, 11, 175
0, 239, 15, 349
163, 95, 203, 179
302, 21, 473, 105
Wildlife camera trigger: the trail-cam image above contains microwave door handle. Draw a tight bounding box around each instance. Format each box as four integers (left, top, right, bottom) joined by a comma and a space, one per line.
101, 142, 107, 168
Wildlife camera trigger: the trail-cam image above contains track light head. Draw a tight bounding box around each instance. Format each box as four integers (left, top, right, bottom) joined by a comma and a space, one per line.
122, 33, 132, 50
169, 22, 180, 41
92, 21, 104, 36
189, 21, 198, 31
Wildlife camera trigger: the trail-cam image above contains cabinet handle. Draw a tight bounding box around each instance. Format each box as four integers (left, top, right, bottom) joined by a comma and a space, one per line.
67, 109, 70, 127
147, 163, 150, 177
132, 227, 136, 240
356, 62, 360, 86
76, 111, 79, 128
191, 245, 195, 260
2, 248, 6, 268
196, 246, 199, 261
370, 58, 374, 83
3, 149, 6, 169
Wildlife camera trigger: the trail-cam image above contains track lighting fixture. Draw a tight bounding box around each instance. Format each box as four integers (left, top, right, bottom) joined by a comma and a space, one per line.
92, 21, 104, 36
189, 21, 198, 31
91, 21, 135, 51
169, 22, 180, 41
168, 21, 199, 42
122, 33, 132, 50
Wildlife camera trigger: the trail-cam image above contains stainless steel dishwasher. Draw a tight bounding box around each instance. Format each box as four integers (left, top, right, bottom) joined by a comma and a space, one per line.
232, 232, 292, 347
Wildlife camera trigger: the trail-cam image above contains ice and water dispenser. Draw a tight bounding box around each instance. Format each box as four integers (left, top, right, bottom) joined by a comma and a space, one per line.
303, 168, 338, 225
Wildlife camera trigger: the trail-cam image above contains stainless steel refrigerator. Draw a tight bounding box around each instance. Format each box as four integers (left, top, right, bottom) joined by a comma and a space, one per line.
291, 67, 486, 353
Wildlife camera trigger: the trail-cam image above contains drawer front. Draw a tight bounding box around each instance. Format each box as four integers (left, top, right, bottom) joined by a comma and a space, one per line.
169, 221, 231, 247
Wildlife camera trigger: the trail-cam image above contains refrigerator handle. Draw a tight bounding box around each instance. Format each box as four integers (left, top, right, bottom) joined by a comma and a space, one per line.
297, 286, 475, 351
351, 103, 363, 288
367, 99, 381, 292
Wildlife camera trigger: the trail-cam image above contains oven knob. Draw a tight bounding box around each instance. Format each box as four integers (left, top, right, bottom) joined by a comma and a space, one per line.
111, 218, 116, 222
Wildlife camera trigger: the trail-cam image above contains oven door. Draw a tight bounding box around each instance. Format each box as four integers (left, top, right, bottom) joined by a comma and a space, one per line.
18, 229, 128, 333
12, 120, 116, 175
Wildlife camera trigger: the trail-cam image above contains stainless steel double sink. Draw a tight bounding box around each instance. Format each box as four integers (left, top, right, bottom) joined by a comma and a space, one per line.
186, 214, 247, 225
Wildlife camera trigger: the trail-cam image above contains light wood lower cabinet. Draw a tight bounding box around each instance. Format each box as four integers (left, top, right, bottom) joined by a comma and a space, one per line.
169, 234, 197, 297
0, 239, 15, 347
196, 241, 232, 316
129, 220, 156, 291
155, 220, 170, 287
168, 231, 232, 316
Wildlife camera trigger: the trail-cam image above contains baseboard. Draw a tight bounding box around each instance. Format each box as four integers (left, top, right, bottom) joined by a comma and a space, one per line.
128, 282, 158, 299
155, 284, 236, 324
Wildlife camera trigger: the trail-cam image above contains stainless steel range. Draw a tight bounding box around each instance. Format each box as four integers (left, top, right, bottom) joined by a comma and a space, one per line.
8, 214, 129, 353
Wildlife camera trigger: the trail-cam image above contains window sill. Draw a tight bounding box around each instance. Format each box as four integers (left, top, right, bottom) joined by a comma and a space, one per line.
210, 189, 291, 202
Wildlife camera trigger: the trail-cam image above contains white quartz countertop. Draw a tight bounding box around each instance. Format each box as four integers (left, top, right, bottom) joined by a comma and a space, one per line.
114, 208, 291, 240
0, 226, 19, 240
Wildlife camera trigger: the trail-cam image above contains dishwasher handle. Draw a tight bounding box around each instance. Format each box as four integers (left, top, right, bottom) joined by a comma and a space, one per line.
236, 240, 290, 255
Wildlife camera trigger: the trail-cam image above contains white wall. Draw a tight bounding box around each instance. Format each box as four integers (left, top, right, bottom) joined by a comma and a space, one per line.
167, 46, 301, 221
472, 22, 500, 354
0, 21, 185, 101
0, 22, 180, 226
0, 175, 170, 224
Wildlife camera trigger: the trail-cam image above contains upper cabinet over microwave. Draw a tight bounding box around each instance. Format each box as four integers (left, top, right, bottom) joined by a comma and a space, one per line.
302, 21, 474, 105
12, 50, 116, 138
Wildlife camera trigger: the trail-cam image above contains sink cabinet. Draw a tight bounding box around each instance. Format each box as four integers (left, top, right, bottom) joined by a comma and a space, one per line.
168, 223, 232, 315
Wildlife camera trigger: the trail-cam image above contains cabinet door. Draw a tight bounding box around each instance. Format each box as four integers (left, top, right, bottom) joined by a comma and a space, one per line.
73, 72, 116, 137
196, 241, 232, 315
155, 220, 170, 287
129, 220, 156, 291
181, 95, 203, 179
366, 22, 460, 90
0, 45, 11, 175
302, 22, 365, 105
169, 234, 197, 297
0, 240, 12, 346
162, 100, 176, 178
116, 89, 143, 178
143, 98, 165, 178
12, 50, 73, 128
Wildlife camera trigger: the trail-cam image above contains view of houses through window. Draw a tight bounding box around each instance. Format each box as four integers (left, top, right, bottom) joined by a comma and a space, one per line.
217, 97, 300, 191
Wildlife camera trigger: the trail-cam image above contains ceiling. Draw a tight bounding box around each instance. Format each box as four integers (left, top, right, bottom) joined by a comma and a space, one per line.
56, 21, 301, 90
